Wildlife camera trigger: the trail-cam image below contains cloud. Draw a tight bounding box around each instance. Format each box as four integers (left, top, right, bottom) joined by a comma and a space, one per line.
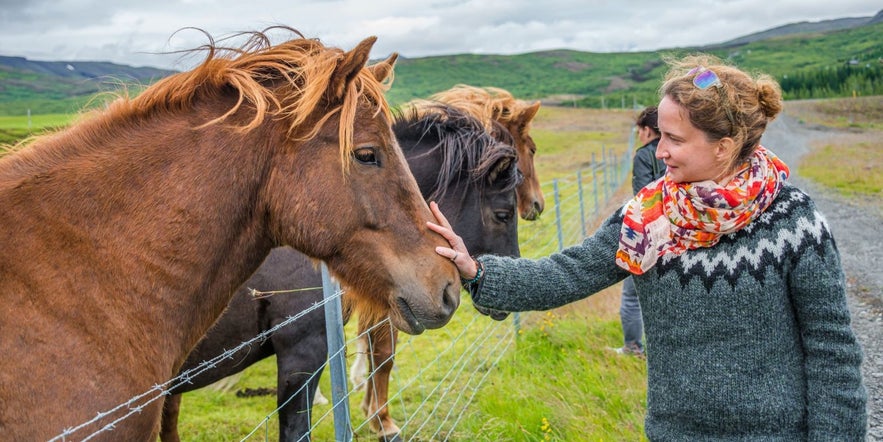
0, 0, 879, 69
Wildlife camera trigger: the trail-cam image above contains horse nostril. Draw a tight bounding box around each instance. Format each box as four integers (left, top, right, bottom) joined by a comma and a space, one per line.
533, 200, 543, 214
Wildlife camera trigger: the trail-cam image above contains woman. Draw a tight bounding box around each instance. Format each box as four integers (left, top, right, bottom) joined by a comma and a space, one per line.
428, 55, 867, 440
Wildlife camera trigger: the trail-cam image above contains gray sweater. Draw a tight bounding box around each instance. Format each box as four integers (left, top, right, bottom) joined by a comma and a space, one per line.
471, 184, 867, 441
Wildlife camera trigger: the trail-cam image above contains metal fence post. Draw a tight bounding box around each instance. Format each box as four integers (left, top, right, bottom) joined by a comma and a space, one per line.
601, 145, 609, 203
591, 153, 599, 216
553, 179, 563, 251
576, 169, 586, 239
321, 263, 352, 442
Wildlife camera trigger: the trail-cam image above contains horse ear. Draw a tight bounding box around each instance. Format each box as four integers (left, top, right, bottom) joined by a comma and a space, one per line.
518, 100, 541, 123
368, 52, 398, 83
328, 36, 377, 101
488, 157, 513, 184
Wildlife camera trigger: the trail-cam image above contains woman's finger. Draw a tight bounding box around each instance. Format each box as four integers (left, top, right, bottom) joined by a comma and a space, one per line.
428, 201, 453, 229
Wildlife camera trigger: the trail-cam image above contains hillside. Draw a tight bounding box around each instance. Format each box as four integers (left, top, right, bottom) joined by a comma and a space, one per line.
709, 9, 882, 47
386, 18, 883, 107
1, 11, 881, 115
0, 56, 175, 115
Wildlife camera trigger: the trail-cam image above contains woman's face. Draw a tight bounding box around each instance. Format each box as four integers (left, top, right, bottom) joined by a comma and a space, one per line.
656, 95, 729, 184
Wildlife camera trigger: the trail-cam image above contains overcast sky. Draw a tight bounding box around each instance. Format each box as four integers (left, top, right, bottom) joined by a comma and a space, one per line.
1, 1, 879, 70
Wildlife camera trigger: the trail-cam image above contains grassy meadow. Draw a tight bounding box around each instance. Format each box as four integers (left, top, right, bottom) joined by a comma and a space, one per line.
2, 96, 879, 441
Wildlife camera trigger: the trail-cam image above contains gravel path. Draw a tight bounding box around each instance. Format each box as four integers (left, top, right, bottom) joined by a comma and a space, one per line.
763, 114, 882, 440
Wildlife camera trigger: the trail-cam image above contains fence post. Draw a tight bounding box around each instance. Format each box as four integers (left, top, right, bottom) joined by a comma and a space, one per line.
601, 145, 609, 203
321, 263, 353, 442
577, 169, 586, 239
591, 152, 599, 216
553, 179, 563, 251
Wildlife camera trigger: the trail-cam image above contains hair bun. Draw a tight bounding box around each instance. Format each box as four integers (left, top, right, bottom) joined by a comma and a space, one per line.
755, 77, 783, 120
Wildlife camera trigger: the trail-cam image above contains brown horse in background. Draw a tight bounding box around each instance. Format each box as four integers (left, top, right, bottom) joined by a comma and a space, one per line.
430, 84, 545, 220
0, 29, 459, 440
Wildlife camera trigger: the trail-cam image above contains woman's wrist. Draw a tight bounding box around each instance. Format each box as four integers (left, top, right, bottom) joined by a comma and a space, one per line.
461, 258, 484, 286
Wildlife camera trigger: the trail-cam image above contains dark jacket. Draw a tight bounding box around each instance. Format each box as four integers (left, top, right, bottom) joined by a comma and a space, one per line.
632, 138, 665, 195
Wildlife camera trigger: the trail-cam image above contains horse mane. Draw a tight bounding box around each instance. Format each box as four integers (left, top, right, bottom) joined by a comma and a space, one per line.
393, 101, 519, 204
6, 28, 391, 174
429, 84, 528, 130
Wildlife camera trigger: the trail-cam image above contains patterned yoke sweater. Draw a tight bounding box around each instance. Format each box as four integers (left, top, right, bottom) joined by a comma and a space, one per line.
470, 184, 867, 441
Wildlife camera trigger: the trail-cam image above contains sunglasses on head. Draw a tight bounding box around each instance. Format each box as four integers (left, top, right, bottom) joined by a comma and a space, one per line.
687, 66, 722, 90
687, 66, 738, 129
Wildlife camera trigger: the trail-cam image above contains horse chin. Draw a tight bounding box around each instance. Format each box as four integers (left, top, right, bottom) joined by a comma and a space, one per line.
391, 297, 427, 335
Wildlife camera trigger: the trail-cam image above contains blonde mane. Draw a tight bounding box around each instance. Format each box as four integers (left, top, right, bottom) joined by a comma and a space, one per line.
96, 29, 390, 170
430, 84, 525, 130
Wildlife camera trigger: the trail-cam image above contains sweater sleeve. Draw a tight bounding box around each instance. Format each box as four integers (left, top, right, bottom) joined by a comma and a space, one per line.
471, 208, 629, 312
788, 209, 867, 440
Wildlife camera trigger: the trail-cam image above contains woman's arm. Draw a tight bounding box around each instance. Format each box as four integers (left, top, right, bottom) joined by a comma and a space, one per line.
469, 209, 629, 312
788, 210, 867, 440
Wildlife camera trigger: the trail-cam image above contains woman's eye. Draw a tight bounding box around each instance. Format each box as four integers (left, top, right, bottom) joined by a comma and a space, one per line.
353, 147, 379, 165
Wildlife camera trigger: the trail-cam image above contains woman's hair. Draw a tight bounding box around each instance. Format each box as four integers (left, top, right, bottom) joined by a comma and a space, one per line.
635, 106, 659, 135
660, 54, 782, 173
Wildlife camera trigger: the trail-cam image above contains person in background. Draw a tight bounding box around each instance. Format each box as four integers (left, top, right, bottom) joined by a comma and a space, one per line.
614, 105, 665, 357
429, 54, 867, 440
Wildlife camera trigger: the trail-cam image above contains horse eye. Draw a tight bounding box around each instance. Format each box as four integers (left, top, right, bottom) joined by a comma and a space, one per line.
353, 147, 379, 165
494, 210, 513, 223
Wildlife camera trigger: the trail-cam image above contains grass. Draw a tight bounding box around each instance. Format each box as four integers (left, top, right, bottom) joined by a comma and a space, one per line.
0, 113, 76, 146
785, 96, 883, 210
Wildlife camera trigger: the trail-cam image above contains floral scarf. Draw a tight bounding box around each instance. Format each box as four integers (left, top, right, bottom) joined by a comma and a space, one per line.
615, 146, 790, 275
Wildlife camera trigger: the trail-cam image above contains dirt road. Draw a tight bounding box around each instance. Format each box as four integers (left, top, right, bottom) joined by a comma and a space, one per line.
763, 114, 882, 440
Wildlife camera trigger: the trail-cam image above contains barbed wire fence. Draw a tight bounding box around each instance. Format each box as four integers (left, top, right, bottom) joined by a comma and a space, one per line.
52, 137, 634, 441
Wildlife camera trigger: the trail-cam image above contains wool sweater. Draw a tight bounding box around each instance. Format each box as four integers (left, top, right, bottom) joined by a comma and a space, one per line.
471, 183, 867, 441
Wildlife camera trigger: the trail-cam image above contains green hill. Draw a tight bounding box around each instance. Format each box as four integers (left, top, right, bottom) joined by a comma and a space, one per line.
386, 20, 883, 107
1, 17, 881, 116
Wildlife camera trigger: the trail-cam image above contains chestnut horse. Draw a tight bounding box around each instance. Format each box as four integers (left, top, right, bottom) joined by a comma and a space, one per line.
0, 30, 460, 440
159, 103, 521, 441
430, 84, 545, 220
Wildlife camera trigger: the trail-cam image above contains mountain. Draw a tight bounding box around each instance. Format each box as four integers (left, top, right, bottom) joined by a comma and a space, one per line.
708, 11, 882, 47
0, 56, 174, 81
0, 56, 176, 115
1, 10, 881, 115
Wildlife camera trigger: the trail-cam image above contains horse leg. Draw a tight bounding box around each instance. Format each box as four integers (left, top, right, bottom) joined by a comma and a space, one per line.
312, 384, 329, 405
361, 322, 401, 442
159, 394, 182, 442
350, 334, 370, 389
275, 324, 327, 442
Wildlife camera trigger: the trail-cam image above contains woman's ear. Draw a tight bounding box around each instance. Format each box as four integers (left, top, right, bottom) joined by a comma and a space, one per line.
715, 137, 737, 162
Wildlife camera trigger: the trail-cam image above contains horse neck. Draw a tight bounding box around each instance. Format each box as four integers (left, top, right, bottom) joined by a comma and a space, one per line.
2, 111, 277, 362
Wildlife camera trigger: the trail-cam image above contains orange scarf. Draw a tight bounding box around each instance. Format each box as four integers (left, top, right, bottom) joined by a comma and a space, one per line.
616, 146, 790, 275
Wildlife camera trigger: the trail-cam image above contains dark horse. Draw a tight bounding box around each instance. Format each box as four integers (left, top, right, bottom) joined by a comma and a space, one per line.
159, 103, 521, 441
430, 84, 545, 220
0, 30, 461, 440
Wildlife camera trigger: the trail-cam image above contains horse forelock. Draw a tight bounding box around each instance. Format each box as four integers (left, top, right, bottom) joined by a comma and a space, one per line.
395, 103, 517, 203
430, 84, 527, 129
110, 28, 391, 172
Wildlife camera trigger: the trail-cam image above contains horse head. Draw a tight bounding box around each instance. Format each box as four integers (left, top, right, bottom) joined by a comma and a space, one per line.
259, 36, 460, 334
430, 85, 546, 221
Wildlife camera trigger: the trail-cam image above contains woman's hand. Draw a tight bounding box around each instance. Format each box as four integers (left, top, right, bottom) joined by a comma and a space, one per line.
426, 201, 478, 280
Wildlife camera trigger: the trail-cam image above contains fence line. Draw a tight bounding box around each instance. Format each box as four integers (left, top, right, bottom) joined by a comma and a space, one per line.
53, 141, 634, 441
